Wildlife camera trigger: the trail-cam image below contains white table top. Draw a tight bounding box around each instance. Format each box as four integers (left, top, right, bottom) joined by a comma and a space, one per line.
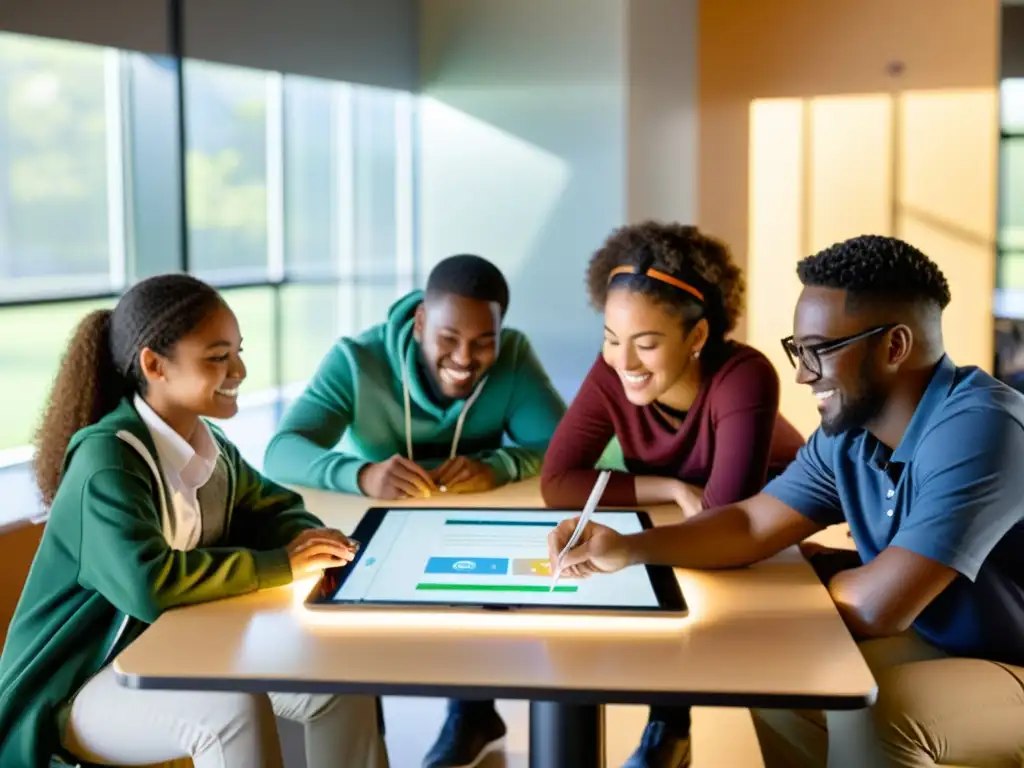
114, 479, 876, 709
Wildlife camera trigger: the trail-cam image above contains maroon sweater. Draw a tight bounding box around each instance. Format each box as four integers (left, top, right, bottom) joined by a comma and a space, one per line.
541, 344, 805, 509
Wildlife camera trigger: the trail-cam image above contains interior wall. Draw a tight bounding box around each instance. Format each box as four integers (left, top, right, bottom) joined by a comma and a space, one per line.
185, 0, 419, 90
626, 0, 699, 224
417, 0, 627, 397
417, 0, 699, 398
1003, 4, 1024, 78
1, 0, 419, 90
699, 0, 1000, 436
0, 0, 169, 54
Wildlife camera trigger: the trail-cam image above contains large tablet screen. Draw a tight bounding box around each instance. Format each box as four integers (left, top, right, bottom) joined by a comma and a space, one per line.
305, 507, 686, 615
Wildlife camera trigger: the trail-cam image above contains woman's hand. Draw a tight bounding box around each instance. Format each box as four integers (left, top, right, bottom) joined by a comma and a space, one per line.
671, 481, 704, 518
633, 476, 704, 517
286, 528, 358, 578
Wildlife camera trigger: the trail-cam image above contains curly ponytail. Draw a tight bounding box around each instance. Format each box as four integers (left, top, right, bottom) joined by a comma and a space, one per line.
32, 274, 224, 507
33, 310, 126, 506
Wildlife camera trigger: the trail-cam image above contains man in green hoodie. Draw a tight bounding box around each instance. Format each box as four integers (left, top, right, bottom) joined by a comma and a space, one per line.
264, 253, 567, 767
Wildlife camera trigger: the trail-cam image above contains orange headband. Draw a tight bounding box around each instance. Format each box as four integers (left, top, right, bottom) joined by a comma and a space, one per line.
608, 265, 705, 302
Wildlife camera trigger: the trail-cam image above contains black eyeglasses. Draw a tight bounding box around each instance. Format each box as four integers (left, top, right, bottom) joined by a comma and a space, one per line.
780, 324, 895, 382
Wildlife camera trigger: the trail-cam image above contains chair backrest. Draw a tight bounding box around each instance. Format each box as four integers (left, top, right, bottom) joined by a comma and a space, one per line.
0, 519, 44, 648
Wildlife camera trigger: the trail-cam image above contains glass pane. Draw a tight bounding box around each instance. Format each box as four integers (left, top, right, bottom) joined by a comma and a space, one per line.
1002, 79, 1024, 134
334, 283, 403, 339
281, 284, 339, 386
126, 52, 183, 280
0, 462, 41, 523
353, 87, 398, 278
0, 298, 113, 451
188, 286, 278, 471
999, 252, 1024, 292
0, 33, 113, 300
1000, 139, 1024, 251
209, 399, 276, 472
184, 60, 269, 282
219, 286, 275, 396
284, 76, 336, 278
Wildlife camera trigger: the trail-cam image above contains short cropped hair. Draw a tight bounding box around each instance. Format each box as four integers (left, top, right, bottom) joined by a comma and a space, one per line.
425, 254, 510, 316
797, 235, 951, 311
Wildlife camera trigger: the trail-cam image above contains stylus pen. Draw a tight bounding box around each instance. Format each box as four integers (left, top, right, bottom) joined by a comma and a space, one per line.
550, 470, 611, 592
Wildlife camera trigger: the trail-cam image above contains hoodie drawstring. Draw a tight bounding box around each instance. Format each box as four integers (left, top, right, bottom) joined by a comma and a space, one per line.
402, 363, 486, 463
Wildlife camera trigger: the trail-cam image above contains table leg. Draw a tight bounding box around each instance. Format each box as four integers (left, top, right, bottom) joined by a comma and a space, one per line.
528, 700, 604, 768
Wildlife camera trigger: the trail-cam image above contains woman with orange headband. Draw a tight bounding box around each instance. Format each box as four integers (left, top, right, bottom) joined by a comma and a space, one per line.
541, 221, 804, 768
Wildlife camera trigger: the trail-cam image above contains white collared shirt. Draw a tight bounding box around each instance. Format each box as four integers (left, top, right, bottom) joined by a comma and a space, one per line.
134, 395, 220, 551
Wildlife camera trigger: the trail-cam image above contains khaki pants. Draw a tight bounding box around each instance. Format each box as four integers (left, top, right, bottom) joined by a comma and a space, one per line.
753, 632, 1024, 768
62, 665, 388, 768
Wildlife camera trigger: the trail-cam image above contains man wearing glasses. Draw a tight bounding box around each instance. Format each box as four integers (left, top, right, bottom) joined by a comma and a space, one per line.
548, 235, 1024, 767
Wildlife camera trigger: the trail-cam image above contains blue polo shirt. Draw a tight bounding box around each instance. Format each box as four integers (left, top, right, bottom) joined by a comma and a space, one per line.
764, 355, 1024, 665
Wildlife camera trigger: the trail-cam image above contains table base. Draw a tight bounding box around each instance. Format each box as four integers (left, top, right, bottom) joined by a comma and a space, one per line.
528, 700, 605, 768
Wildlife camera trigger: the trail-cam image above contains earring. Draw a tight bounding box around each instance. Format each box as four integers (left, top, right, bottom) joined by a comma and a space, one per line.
692, 349, 701, 360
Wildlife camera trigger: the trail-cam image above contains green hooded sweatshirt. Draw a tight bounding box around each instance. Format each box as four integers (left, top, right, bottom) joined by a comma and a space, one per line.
0, 399, 321, 768
264, 290, 567, 493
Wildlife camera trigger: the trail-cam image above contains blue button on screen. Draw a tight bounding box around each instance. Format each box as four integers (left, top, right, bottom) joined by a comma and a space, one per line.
424, 557, 509, 575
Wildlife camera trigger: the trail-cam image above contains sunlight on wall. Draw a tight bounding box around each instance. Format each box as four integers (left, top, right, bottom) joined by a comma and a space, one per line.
747, 99, 806, 434
899, 90, 997, 367
748, 89, 997, 437
417, 95, 571, 281
809, 95, 893, 250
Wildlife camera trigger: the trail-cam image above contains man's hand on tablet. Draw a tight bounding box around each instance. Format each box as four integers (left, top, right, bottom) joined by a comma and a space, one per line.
358, 455, 437, 499
547, 518, 631, 577
286, 528, 358, 577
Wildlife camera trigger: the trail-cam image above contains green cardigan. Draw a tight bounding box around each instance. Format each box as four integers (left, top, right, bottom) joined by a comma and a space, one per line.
0, 399, 322, 768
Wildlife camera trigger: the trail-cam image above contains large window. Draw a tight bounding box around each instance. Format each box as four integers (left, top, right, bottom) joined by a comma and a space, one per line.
0, 35, 117, 300
998, 81, 1024, 303
0, 298, 113, 453
284, 76, 337, 279
184, 61, 270, 281
353, 88, 400, 278
0, 31, 417, 517
995, 79, 1024, 387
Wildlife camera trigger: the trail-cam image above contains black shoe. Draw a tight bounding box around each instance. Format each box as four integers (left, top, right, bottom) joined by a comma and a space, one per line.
622, 721, 692, 768
423, 706, 507, 768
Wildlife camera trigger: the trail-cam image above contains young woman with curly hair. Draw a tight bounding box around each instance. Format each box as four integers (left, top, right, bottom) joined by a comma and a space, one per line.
541, 221, 804, 768
0, 274, 386, 768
